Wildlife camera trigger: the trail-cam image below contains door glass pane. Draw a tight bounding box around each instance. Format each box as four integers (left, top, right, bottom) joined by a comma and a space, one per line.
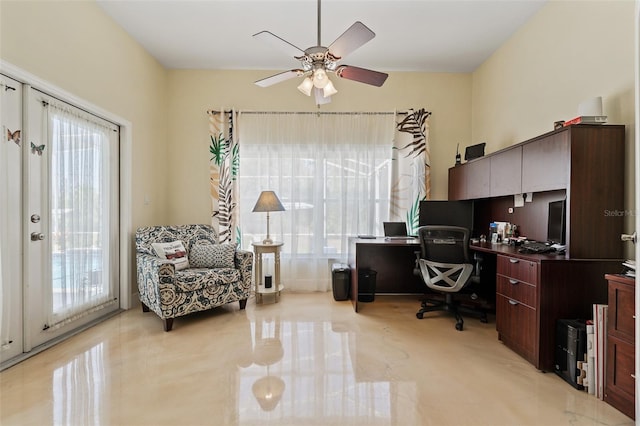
49, 112, 111, 319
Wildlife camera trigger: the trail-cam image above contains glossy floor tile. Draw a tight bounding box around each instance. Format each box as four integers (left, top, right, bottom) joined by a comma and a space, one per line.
0, 292, 634, 426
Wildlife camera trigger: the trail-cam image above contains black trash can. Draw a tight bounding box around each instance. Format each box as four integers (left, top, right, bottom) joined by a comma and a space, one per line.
358, 268, 377, 302
331, 263, 350, 301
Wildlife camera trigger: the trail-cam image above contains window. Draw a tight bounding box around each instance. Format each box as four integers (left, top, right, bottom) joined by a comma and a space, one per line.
238, 112, 394, 291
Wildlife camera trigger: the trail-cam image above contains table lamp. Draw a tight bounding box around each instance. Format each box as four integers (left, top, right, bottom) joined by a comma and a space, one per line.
252, 191, 285, 244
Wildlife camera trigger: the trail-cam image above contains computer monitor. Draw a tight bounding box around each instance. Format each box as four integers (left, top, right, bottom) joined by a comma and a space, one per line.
547, 199, 566, 245
383, 222, 407, 237
419, 200, 474, 234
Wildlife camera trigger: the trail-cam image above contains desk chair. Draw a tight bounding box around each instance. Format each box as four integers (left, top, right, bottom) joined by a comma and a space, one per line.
415, 225, 487, 331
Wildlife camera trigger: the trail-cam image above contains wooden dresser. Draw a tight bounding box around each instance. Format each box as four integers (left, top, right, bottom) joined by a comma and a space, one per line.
604, 273, 635, 420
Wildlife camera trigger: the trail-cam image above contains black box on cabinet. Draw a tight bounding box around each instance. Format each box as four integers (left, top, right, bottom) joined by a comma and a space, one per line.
554, 319, 587, 390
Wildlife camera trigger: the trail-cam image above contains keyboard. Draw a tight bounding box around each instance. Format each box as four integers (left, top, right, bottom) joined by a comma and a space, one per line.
519, 242, 554, 254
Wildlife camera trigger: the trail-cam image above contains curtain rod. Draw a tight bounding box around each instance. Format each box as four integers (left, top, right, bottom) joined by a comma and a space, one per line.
239, 111, 403, 116
207, 110, 410, 116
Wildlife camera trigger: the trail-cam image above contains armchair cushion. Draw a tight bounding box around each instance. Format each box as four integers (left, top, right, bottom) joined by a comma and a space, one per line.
189, 242, 236, 269
151, 240, 189, 270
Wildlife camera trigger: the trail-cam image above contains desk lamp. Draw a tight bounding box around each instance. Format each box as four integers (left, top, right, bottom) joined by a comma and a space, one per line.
252, 191, 285, 244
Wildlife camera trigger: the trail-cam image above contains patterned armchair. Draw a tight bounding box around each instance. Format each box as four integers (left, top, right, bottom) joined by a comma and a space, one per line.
135, 224, 253, 331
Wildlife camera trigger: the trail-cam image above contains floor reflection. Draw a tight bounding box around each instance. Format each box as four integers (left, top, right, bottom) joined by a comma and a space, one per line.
53, 342, 105, 425
239, 312, 393, 424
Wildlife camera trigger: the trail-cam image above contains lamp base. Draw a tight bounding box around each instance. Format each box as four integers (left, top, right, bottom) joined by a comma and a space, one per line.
262, 237, 274, 244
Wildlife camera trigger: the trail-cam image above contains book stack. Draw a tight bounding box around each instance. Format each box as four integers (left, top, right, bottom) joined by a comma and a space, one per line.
591, 304, 608, 399
622, 259, 635, 278
563, 115, 607, 126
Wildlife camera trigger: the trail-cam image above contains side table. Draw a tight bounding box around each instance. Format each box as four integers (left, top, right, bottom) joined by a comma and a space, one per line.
251, 242, 284, 304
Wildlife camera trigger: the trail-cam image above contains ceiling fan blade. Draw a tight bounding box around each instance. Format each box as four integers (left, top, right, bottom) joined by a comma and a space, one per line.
253, 31, 306, 58
255, 70, 304, 88
314, 88, 331, 105
336, 65, 388, 87
328, 22, 375, 59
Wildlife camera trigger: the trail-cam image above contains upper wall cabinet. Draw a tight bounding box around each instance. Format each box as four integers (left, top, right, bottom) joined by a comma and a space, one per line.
490, 146, 522, 197
448, 124, 625, 259
449, 156, 490, 200
521, 132, 570, 193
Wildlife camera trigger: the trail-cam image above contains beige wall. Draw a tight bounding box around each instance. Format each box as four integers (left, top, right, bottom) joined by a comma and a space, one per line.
166, 70, 472, 224
2, 0, 634, 240
0, 0, 170, 230
472, 0, 636, 239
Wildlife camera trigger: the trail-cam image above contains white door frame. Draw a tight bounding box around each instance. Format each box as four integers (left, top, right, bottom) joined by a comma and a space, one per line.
0, 60, 133, 314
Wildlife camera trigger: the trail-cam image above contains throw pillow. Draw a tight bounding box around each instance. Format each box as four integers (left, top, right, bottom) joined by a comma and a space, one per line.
151, 240, 189, 271
189, 242, 236, 269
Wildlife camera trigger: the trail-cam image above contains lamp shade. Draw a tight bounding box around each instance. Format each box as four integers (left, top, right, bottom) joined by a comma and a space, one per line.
252, 191, 285, 213
297, 77, 313, 96
323, 80, 338, 97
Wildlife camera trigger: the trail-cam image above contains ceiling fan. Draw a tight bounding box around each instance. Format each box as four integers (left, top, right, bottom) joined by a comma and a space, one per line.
253, 0, 388, 105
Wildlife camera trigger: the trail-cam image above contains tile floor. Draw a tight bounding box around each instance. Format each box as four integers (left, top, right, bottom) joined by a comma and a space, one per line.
0, 292, 634, 425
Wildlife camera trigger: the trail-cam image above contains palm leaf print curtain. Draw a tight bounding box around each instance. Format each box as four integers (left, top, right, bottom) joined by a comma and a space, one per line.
207, 109, 240, 245
390, 109, 431, 235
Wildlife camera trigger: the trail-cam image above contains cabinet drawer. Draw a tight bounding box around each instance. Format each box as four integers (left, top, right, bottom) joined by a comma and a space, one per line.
496, 294, 536, 362
608, 281, 635, 342
496, 275, 536, 307
497, 255, 538, 284
605, 335, 635, 419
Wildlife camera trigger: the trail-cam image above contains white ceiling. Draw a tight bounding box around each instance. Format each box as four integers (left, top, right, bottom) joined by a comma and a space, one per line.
96, 0, 547, 73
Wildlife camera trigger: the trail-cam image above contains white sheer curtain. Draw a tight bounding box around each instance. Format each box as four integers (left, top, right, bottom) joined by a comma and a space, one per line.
238, 112, 395, 292
46, 102, 117, 327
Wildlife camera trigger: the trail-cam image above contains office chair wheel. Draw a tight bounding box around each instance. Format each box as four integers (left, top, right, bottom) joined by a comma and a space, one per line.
455, 322, 463, 331
416, 312, 424, 319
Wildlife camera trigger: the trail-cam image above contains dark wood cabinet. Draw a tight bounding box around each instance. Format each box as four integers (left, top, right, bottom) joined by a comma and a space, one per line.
490, 146, 522, 197
521, 131, 569, 193
449, 125, 625, 259
447, 125, 625, 372
448, 157, 490, 200
496, 255, 538, 364
478, 245, 616, 371
605, 274, 635, 420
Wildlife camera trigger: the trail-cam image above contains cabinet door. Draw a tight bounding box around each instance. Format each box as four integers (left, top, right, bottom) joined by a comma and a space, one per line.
490, 146, 522, 197
522, 132, 569, 192
496, 294, 537, 364
465, 157, 490, 199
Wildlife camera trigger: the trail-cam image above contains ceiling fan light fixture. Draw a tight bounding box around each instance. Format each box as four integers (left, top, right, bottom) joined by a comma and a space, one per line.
312, 68, 329, 88
297, 77, 313, 96
323, 80, 337, 97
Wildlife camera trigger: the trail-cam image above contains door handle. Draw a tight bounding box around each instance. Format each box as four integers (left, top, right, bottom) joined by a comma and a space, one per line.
30, 232, 45, 241
621, 232, 636, 244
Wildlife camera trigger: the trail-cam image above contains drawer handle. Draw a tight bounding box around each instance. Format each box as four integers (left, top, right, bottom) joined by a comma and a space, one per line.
509, 258, 519, 264
508, 299, 519, 306
509, 279, 519, 285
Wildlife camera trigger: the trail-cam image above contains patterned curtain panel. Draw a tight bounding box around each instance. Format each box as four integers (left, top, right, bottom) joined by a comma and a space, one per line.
206, 109, 240, 245
390, 109, 432, 235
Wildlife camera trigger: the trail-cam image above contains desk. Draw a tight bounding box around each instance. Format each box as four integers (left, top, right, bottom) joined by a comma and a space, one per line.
470, 242, 618, 371
252, 242, 284, 304
347, 237, 423, 312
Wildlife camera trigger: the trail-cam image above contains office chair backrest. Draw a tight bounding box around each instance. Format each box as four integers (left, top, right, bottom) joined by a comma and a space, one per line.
418, 225, 471, 264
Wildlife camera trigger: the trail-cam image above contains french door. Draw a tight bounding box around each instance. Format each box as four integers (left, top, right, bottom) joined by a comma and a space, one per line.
1, 77, 120, 365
